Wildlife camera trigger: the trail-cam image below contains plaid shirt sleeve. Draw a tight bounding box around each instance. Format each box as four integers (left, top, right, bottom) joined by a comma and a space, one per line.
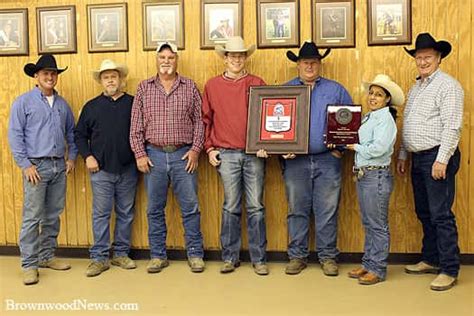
437, 80, 464, 164
190, 83, 204, 153
129, 81, 147, 159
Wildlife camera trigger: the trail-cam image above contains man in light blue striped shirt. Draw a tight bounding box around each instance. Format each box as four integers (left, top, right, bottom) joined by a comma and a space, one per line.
397, 33, 464, 291
8, 54, 77, 286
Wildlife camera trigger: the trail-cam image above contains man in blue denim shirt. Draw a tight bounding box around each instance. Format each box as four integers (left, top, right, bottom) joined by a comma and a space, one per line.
8, 54, 77, 285
283, 41, 352, 276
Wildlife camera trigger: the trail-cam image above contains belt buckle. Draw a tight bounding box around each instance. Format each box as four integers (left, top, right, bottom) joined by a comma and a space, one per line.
162, 145, 177, 153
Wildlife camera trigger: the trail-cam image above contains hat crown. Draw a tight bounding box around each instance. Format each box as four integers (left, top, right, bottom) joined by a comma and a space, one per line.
414, 33, 437, 48
99, 59, 119, 72
36, 54, 59, 69
286, 40, 331, 62
223, 36, 247, 51
156, 41, 178, 53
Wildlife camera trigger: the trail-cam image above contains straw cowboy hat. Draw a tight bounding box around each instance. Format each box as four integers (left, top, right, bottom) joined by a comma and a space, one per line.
363, 74, 405, 106
92, 59, 128, 82
215, 36, 256, 58
404, 32, 452, 59
24, 54, 68, 78
286, 40, 331, 62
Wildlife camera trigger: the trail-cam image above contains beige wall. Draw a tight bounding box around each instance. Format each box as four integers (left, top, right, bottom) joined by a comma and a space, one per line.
0, 0, 472, 253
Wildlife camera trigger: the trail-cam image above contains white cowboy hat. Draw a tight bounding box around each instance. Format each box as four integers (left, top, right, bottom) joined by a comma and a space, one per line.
215, 36, 256, 58
92, 59, 128, 82
363, 74, 405, 106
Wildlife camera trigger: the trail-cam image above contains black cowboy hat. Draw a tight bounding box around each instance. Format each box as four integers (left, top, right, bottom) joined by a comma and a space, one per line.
404, 33, 452, 59
286, 41, 331, 62
24, 54, 68, 78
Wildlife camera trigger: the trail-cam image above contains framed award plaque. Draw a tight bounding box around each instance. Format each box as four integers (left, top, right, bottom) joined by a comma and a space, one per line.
246, 85, 311, 154
325, 104, 361, 145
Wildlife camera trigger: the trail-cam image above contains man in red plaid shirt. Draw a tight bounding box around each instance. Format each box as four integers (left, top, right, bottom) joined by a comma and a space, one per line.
129, 42, 205, 274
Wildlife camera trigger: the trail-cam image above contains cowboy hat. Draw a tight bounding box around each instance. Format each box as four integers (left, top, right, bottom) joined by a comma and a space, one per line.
363, 74, 405, 106
286, 40, 331, 62
24, 54, 67, 78
215, 36, 256, 58
404, 32, 452, 59
92, 59, 128, 82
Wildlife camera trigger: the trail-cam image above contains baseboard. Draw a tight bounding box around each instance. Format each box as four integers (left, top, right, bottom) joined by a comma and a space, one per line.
0, 246, 472, 264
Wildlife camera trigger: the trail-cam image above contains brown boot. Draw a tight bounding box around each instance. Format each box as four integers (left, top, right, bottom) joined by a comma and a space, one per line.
285, 258, 307, 275
348, 267, 368, 279
23, 268, 39, 285
358, 272, 383, 285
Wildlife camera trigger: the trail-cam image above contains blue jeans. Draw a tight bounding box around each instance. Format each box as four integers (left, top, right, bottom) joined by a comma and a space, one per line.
356, 169, 393, 279
145, 145, 204, 259
89, 164, 138, 262
411, 147, 460, 277
217, 149, 267, 264
20, 158, 66, 270
282, 152, 341, 261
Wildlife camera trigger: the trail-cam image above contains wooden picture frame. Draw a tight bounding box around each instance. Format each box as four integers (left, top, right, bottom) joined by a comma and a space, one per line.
312, 0, 355, 48
256, 0, 300, 48
246, 85, 311, 154
200, 0, 243, 49
0, 8, 28, 56
36, 5, 76, 54
367, 0, 412, 46
142, 1, 184, 51
87, 3, 128, 53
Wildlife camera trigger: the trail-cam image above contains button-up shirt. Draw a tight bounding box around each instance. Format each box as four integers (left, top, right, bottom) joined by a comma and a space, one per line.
399, 69, 464, 164
354, 107, 397, 167
74, 93, 135, 173
8, 86, 77, 169
130, 74, 204, 159
285, 76, 352, 154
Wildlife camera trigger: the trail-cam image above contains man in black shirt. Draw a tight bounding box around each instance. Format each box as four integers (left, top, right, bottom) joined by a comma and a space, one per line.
75, 59, 138, 277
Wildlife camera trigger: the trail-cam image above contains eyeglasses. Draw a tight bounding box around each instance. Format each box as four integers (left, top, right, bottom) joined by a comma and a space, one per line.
226, 54, 246, 60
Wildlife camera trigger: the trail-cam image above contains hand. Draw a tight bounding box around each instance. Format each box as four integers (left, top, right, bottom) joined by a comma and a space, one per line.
432, 161, 447, 180
182, 150, 199, 173
345, 144, 356, 151
23, 165, 41, 185
330, 150, 343, 158
282, 153, 296, 160
396, 159, 406, 175
66, 159, 75, 175
85, 156, 99, 173
208, 150, 221, 167
256, 149, 269, 158
136, 156, 154, 173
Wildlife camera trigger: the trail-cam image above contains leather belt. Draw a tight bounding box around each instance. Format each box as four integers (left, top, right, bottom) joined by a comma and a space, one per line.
29, 156, 63, 160
150, 144, 189, 153
352, 165, 390, 181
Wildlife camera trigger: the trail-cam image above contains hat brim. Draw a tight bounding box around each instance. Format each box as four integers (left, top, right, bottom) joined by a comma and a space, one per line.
363, 81, 405, 106
92, 65, 128, 82
286, 48, 331, 62
404, 40, 452, 59
24, 63, 68, 78
215, 44, 256, 59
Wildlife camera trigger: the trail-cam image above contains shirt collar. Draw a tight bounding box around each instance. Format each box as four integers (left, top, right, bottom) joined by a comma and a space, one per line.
33, 86, 58, 98
222, 70, 249, 82
416, 68, 441, 83
297, 76, 321, 85
369, 106, 390, 118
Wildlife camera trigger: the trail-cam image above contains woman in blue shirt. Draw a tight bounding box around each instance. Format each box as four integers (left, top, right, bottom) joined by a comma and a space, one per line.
346, 74, 405, 285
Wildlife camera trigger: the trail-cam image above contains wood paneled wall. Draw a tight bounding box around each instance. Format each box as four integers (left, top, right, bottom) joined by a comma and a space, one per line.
0, 0, 472, 254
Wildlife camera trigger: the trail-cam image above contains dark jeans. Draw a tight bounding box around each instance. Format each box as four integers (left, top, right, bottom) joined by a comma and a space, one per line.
411, 147, 460, 277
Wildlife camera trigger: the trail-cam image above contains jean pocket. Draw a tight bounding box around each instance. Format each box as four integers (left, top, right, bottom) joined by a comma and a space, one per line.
28, 158, 44, 168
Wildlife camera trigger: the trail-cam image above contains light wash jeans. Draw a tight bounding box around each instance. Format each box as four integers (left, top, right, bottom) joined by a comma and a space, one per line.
356, 168, 393, 279
145, 145, 204, 259
217, 149, 267, 264
89, 164, 138, 262
20, 158, 66, 270
282, 152, 341, 261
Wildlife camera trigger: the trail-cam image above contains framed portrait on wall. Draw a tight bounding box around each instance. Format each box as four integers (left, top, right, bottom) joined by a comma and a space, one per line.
142, 1, 184, 51
87, 3, 128, 53
256, 0, 300, 48
200, 0, 242, 49
0, 9, 28, 56
312, 0, 355, 48
36, 6, 76, 54
367, 0, 412, 46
